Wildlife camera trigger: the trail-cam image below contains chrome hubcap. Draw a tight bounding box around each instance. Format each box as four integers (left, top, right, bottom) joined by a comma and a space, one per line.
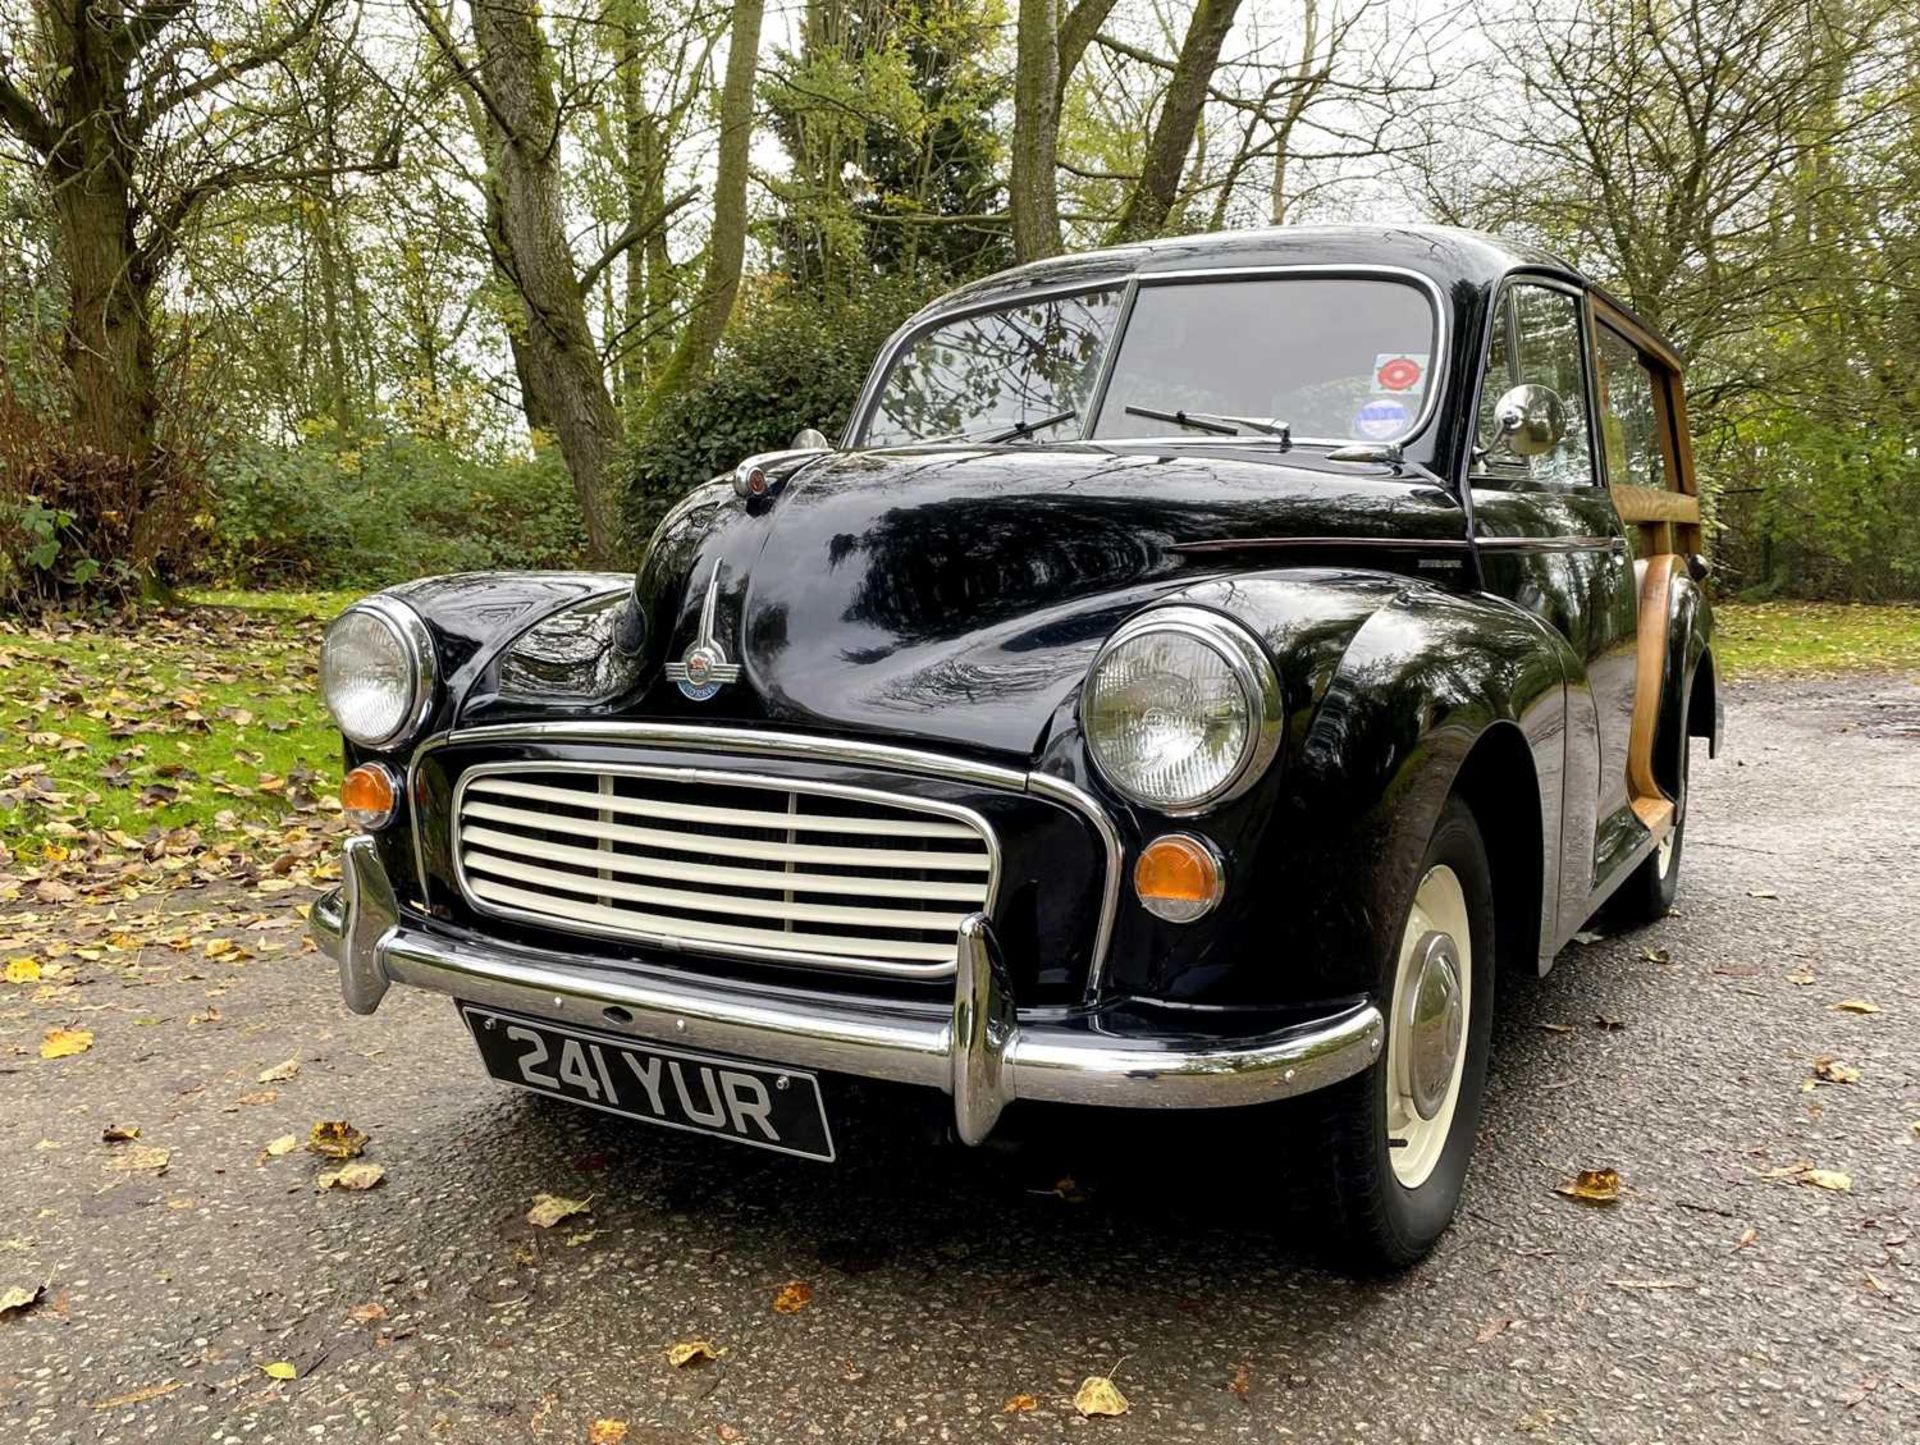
1386, 865, 1472, 1189
1400, 931, 1464, 1121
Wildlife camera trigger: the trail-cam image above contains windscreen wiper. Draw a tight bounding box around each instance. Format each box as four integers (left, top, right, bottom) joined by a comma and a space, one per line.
1123, 405, 1291, 443
925, 409, 1078, 445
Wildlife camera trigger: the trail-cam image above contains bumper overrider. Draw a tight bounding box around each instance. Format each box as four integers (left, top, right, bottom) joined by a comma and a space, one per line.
311, 835, 1384, 1145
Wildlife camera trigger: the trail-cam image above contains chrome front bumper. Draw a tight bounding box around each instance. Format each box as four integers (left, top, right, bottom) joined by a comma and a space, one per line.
311, 835, 1384, 1144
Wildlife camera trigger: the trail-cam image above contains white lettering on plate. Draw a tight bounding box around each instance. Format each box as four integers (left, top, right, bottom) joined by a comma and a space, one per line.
721, 1071, 779, 1141
623, 1052, 666, 1114
507, 1025, 560, 1089
670, 1061, 728, 1127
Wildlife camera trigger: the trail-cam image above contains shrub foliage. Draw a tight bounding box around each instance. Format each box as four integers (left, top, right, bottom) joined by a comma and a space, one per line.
624, 280, 929, 543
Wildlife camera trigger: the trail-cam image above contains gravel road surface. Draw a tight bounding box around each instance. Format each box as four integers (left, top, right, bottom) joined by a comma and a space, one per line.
3, 675, 1916, 1443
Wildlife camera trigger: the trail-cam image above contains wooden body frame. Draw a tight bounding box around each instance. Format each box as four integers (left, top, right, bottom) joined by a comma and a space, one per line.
1588, 291, 1699, 831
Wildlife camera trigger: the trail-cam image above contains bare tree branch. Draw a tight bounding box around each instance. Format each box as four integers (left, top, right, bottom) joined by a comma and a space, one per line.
576, 185, 696, 296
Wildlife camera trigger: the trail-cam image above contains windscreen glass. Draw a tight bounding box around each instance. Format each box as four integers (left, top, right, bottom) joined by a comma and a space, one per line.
1093, 278, 1437, 443
864, 290, 1123, 446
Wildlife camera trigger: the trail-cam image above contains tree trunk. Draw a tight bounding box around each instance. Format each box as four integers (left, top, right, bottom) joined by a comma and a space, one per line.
49, 165, 156, 465
29, 9, 155, 468
1269, 0, 1318, 226
619, 6, 652, 406
472, 0, 625, 564
1009, 0, 1062, 264
1108, 0, 1247, 244
644, 0, 765, 411
1056, 0, 1120, 112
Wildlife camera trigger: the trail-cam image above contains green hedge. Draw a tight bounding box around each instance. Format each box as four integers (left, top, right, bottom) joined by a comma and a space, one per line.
208, 430, 585, 589
625, 279, 930, 540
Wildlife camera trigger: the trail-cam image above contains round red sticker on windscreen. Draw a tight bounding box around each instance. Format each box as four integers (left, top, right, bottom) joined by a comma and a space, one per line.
1376, 356, 1423, 391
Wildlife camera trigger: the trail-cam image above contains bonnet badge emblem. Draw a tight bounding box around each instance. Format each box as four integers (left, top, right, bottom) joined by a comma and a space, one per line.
665, 564, 741, 701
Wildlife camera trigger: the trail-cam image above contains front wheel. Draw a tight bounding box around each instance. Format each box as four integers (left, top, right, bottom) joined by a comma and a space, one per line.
1301, 797, 1497, 1272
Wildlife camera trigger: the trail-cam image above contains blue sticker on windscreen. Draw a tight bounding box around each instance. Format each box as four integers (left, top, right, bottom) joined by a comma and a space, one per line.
1353, 398, 1410, 439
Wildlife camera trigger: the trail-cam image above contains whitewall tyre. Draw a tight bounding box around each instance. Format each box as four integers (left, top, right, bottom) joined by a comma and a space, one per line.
1303, 796, 1497, 1273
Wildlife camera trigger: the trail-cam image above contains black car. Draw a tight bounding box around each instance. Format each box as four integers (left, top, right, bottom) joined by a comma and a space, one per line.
312, 225, 1717, 1269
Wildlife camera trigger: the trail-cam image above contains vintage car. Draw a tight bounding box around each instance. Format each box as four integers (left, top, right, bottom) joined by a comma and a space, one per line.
311, 225, 1717, 1269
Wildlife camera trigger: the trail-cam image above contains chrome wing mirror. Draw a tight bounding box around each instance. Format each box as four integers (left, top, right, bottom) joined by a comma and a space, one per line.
790, 426, 830, 451
1491, 385, 1566, 458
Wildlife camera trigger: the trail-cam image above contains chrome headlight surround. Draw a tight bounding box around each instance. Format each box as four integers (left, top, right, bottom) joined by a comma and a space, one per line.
321, 595, 437, 750
1082, 606, 1283, 815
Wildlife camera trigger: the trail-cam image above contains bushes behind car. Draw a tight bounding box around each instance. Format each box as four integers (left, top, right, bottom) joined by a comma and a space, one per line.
207, 429, 585, 590
624, 277, 933, 542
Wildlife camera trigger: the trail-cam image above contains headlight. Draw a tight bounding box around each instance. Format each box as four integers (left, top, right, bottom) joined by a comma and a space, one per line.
321, 597, 436, 749
1083, 606, 1282, 813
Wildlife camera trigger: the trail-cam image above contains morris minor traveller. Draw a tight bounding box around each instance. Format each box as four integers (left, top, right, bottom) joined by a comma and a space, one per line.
312, 226, 1718, 1269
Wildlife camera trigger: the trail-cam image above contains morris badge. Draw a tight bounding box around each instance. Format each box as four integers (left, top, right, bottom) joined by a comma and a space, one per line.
665, 564, 741, 701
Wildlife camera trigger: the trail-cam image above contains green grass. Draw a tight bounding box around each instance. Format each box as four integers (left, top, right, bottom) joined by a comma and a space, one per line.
0, 600, 345, 860
1714, 602, 1920, 678
183, 587, 364, 620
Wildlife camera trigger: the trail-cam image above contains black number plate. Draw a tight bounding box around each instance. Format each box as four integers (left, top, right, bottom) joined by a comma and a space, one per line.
460, 1004, 835, 1162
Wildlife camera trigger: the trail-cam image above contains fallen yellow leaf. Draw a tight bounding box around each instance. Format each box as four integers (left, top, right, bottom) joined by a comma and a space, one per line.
106, 1145, 171, 1174
1555, 1167, 1622, 1204
307, 1120, 367, 1159
1830, 999, 1880, 1015
1002, 1393, 1038, 1413
0, 1283, 44, 1316
40, 1027, 93, 1060
348, 1301, 388, 1325
1733, 1226, 1757, 1252
1074, 1375, 1129, 1418
317, 1161, 385, 1191
1811, 1057, 1860, 1085
1802, 1169, 1851, 1192
525, 1193, 591, 1228
263, 1134, 299, 1158
588, 1422, 630, 1445
4, 958, 40, 984
257, 1059, 300, 1083
100, 1124, 141, 1142
262, 1361, 297, 1380
665, 1339, 722, 1367
772, 1280, 813, 1313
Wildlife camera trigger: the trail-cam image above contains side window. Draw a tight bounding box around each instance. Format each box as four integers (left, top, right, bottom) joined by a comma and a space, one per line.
1472, 284, 1594, 486
1593, 325, 1668, 491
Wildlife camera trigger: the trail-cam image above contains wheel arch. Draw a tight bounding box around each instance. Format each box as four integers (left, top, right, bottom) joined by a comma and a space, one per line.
1447, 720, 1546, 982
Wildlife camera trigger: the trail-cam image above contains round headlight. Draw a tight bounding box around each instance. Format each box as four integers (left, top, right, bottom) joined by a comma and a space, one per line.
321, 598, 435, 749
1083, 607, 1281, 813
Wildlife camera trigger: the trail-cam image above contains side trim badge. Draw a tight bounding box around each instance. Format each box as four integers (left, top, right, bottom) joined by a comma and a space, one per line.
665, 563, 742, 701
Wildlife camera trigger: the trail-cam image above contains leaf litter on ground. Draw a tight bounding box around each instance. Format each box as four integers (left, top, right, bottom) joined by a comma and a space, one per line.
317, 1161, 385, 1191
1555, 1167, 1623, 1204
306, 1120, 367, 1159
525, 1193, 591, 1228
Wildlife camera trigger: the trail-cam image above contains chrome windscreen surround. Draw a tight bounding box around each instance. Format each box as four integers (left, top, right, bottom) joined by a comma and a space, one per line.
410, 722, 1124, 1003
450, 760, 999, 981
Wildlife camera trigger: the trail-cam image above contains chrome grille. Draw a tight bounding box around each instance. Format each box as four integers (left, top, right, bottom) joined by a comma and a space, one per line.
451, 764, 995, 979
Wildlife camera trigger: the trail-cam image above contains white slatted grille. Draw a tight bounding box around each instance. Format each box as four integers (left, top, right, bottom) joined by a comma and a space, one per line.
452, 766, 994, 978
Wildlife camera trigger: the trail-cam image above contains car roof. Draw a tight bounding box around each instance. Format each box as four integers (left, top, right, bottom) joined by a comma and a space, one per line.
922, 224, 1584, 316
